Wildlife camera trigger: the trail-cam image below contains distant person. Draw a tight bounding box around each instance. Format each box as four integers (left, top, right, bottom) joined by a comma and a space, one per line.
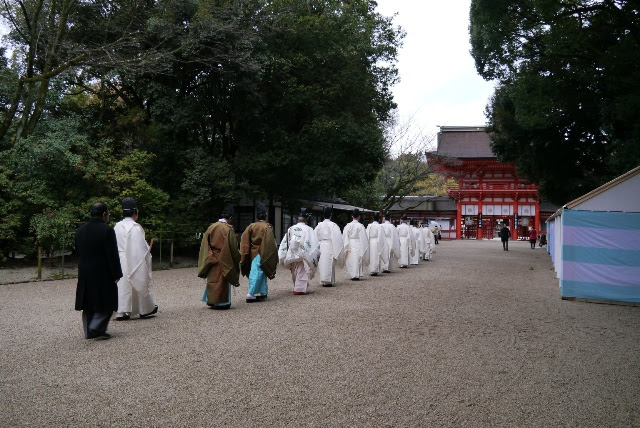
380, 211, 400, 272
421, 219, 435, 261
396, 216, 415, 268
433, 224, 440, 244
240, 202, 278, 303
366, 211, 388, 276
410, 219, 424, 265
529, 227, 538, 249
278, 208, 320, 295
197, 203, 241, 310
113, 197, 157, 321
539, 233, 547, 247
314, 206, 344, 286
342, 208, 369, 280
74, 202, 122, 340
500, 223, 511, 251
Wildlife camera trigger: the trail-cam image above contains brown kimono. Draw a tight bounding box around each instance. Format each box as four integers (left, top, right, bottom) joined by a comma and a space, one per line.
197, 221, 240, 305
240, 221, 278, 279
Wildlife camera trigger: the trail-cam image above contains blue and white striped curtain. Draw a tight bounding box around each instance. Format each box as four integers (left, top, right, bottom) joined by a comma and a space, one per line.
561, 209, 640, 302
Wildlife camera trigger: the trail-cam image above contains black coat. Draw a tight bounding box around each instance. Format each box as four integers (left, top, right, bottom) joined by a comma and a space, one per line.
75, 218, 123, 312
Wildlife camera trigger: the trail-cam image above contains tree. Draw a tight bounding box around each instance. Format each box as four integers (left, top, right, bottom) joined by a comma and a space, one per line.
470, 0, 640, 204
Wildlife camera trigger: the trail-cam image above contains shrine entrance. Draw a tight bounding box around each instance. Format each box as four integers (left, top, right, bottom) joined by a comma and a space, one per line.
461, 216, 477, 239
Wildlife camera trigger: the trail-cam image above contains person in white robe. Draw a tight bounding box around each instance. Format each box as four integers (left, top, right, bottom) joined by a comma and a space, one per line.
342, 208, 369, 280
114, 197, 157, 320
410, 219, 425, 265
314, 206, 344, 286
421, 220, 434, 261
396, 215, 416, 268
366, 211, 388, 276
278, 208, 320, 295
380, 211, 400, 272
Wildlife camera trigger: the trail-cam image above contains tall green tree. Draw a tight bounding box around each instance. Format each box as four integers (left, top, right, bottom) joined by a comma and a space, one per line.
470, 0, 640, 204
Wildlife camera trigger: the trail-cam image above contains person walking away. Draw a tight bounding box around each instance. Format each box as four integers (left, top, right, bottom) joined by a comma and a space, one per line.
278, 208, 320, 295
75, 202, 122, 340
314, 206, 344, 286
410, 219, 424, 265
240, 203, 278, 303
366, 211, 388, 276
421, 220, 435, 261
113, 197, 157, 321
396, 216, 415, 268
529, 227, 537, 249
500, 223, 511, 251
198, 204, 241, 310
380, 211, 400, 272
342, 208, 370, 280
433, 224, 440, 244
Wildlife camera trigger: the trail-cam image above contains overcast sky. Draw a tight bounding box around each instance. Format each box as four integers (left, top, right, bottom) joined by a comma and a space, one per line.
375, 0, 496, 141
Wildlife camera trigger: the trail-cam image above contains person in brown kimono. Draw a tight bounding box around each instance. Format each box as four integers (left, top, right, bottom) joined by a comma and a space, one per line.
240, 202, 278, 303
197, 203, 241, 310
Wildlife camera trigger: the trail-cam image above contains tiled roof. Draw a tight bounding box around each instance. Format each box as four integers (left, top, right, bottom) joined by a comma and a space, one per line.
435, 126, 494, 159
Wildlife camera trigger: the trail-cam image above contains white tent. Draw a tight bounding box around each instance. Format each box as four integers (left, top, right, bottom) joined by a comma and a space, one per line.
546, 166, 640, 303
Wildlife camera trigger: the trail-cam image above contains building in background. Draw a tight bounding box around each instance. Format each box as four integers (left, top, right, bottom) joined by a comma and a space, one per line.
428, 126, 557, 240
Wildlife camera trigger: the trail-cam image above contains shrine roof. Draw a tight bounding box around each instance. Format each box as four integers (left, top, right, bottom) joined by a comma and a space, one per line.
435, 126, 495, 159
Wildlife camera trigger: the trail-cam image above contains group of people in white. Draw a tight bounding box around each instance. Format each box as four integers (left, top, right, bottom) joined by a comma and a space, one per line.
278, 207, 438, 295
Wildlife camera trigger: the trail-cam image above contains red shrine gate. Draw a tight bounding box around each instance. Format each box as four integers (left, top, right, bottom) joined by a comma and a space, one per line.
430, 127, 541, 240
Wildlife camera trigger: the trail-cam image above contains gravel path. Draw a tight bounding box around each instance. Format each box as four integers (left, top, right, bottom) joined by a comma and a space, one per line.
1, 239, 639, 427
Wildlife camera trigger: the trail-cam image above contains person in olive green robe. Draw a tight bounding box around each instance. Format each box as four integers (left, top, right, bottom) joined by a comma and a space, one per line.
240, 202, 278, 303
197, 204, 241, 310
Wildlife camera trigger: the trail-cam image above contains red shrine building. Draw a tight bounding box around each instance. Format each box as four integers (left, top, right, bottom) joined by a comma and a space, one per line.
430, 126, 555, 240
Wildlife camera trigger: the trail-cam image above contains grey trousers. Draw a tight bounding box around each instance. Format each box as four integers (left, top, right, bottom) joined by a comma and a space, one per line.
82, 311, 112, 339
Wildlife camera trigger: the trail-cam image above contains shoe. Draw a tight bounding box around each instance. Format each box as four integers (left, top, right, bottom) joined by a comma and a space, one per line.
88, 332, 111, 340
115, 315, 130, 321
383, 270, 390, 273
321, 283, 334, 287
246, 297, 258, 303
140, 305, 158, 318
256, 295, 268, 301
370, 272, 378, 276
293, 291, 307, 295
351, 277, 359, 281
210, 304, 231, 310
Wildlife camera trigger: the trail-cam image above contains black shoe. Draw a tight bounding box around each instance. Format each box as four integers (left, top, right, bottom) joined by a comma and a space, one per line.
246, 298, 259, 303
89, 332, 111, 340
383, 270, 391, 273
351, 277, 359, 281
256, 295, 268, 301
370, 272, 378, 276
140, 305, 158, 318
210, 305, 230, 310
321, 283, 334, 287
115, 315, 130, 321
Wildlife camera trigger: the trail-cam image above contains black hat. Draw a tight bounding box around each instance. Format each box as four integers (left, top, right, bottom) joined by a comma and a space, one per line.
373, 211, 380, 221
384, 210, 390, 218
402, 215, 408, 221
121, 197, 138, 213
256, 202, 267, 216
299, 207, 309, 218
352, 208, 361, 217
222, 203, 234, 218
323, 206, 332, 218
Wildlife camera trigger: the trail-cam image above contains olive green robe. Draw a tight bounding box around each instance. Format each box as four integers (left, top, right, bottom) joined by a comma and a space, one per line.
198, 221, 240, 305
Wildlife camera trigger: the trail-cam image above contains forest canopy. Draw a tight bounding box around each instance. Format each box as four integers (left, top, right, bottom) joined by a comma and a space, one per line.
0, 0, 404, 256
470, 0, 640, 204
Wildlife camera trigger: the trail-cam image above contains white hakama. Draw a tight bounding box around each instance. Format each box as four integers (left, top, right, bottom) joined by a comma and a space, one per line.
342, 220, 369, 279
315, 219, 344, 286
366, 221, 388, 275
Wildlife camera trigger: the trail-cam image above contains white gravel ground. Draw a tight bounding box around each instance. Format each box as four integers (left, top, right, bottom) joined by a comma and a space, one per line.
1, 239, 639, 427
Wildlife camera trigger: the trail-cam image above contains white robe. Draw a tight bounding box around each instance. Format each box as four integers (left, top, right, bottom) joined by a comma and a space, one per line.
342, 220, 369, 279
421, 227, 434, 260
278, 222, 320, 281
396, 222, 415, 267
366, 221, 388, 275
114, 217, 156, 316
410, 226, 424, 265
315, 219, 344, 285
381, 221, 400, 271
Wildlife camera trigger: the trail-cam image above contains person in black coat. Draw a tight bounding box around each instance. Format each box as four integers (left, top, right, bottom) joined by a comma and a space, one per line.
500, 223, 511, 251
75, 202, 123, 340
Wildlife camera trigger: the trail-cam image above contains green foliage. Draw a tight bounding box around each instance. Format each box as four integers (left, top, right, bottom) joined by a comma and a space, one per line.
470, 0, 640, 204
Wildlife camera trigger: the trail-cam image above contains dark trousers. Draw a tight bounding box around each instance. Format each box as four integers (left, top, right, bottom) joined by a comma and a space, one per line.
530, 239, 536, 249
82, 311, 112, 339
502, 240, 508, 251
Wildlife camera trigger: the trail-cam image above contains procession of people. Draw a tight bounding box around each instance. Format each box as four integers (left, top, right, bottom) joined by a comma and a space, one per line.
75, 200, 440, 339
